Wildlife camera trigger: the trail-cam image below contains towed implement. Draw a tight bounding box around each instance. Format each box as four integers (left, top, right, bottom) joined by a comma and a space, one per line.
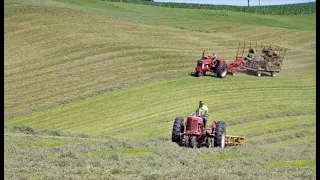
238, 41, 287, 77
172, 114, 244, 148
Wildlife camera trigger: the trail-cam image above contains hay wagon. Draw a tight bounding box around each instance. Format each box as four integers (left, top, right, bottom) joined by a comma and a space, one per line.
237, 41, 287, 77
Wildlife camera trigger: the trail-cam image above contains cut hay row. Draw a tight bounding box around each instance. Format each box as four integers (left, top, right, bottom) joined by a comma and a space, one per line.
6, 75, 315, 139
111, 109, 317, 138
262, 135, 316, 148
264, 159, 316, 168
244, 123, 316, 138
113, 112, 316, 140
227, 114, 315, 135
248, 130, 316, 146
213, 26, 316, 51
4, 126, 316, 180
213, 103, 315, 124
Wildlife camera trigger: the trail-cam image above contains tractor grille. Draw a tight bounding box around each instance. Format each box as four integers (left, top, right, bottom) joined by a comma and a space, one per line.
186, 118, 198, 131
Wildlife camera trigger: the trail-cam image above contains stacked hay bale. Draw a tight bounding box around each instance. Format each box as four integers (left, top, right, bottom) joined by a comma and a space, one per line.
243, 46, 283, 71
260, 47, 282, 71
243, 48, 262, 69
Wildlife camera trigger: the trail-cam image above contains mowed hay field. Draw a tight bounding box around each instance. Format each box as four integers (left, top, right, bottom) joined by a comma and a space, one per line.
4, 0, 316, 179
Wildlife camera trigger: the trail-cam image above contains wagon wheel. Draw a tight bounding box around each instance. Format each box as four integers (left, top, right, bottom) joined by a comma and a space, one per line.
257, 71, 262, 77
271, 71, 276, 77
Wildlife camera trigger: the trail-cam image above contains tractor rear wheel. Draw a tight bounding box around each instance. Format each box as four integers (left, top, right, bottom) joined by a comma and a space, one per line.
214, 121, 226, 148
172, 117, 184, 145
217, 62, 228, 78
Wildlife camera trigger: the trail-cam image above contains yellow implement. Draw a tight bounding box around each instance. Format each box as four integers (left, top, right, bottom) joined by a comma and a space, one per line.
226, 135, 245, 146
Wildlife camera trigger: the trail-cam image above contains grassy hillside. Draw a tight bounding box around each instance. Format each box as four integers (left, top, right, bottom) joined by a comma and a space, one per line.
4, 0, 316, 120
4, 0, 316, 179
105, 0, 316, 15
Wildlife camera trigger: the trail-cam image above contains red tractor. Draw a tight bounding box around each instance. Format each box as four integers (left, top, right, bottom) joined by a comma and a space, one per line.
195, 51, 243, 78
172, 114, 226, 148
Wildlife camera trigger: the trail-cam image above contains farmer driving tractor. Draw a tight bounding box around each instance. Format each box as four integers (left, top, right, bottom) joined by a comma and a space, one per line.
212, 53, 218, 63
196, 101, 209, 128
212, 53, 217, 60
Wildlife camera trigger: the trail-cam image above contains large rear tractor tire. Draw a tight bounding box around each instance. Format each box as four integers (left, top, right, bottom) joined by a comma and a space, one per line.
172, 117, 185, 146
217, 62, 228, 78
214, 121, 226, 148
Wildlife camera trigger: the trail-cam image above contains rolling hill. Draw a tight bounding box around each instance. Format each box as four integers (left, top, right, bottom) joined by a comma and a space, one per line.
4, 0, 316, 179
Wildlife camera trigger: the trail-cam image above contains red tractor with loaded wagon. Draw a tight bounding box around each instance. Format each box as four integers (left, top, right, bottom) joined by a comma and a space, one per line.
194, 41, 286, 78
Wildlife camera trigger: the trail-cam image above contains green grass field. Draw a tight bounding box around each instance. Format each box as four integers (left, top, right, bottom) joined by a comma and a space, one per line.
4, 0, 316, 179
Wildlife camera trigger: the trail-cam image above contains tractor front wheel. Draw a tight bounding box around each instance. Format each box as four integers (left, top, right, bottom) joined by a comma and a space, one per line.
196, 71, 204, 77
190, 136, 198, 148
185, 136, 190, 147
204, 137, 211, 148
208, 137, 214, 148
214, 121, 226, 148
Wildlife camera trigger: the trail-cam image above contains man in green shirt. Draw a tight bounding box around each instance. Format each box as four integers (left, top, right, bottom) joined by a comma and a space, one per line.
196, 101, 209, 128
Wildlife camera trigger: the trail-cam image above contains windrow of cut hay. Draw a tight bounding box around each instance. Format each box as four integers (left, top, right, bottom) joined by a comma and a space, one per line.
6, 75, 315, 139
5, 127, 316, 180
